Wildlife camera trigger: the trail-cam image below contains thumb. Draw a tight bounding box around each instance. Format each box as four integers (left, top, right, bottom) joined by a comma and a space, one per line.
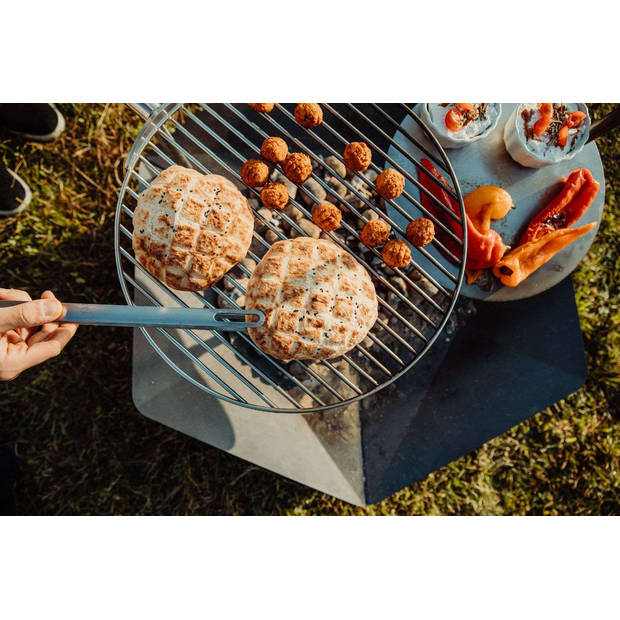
0, 298, 63, 332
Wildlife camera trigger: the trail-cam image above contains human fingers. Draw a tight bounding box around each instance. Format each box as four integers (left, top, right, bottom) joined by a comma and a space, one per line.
26, 322, 59, 346
0, 288, 32, 302
0, 298, 64, 333
21, 324, 77, 370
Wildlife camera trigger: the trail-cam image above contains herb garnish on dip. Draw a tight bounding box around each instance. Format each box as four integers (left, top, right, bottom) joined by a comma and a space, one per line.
504, 103, 590, 168
420, 103, 502, 149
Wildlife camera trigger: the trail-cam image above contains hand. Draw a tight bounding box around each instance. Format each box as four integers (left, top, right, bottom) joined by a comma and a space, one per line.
0, 288, 78, 381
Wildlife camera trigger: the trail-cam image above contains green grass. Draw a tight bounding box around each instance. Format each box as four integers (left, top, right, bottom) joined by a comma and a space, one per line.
0, 104, 618, 515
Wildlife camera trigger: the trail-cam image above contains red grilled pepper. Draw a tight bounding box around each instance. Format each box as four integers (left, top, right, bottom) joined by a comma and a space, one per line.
418, 159, 507, 270
519, 168, 600, 245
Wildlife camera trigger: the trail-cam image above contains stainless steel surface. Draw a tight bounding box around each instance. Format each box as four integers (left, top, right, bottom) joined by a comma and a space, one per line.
0, 300, 262, 330
387, 103, 606, 302
116, 104, 467, 413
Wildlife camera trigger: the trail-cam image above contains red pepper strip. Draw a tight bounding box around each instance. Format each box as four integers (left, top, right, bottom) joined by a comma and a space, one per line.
493, 222, 596, 287
445, 108, 463, 131
558, 125, 568, 147
418, 159, 507, 270
519, 168, 600, 245
533, 103, 553, 136
565, 111, 586, 129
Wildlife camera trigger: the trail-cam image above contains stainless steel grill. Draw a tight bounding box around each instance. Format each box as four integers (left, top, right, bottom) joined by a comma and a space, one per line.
115, 103, 467, 413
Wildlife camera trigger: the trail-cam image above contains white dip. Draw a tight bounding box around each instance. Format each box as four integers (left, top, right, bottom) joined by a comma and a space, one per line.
427, 103, 500, 140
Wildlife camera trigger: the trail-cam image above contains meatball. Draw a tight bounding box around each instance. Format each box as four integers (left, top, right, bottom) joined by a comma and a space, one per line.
406, 217, 435, 247
360, 219, 391, 247
376, 168, 405, 200
294, 103, 323, 128
260, 137, 288, 164
260, 182, 289, 210
343, 142, 372, 172
283, 152, 312, 184
312, 202, 342, 232
241, 159, 270, 187
382, 238, 411, 268
248, 103, 275, 113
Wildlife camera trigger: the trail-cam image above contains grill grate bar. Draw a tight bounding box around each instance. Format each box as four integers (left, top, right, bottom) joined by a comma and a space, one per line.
146, 124, 381, 397
161, 111, 435, 347
240, 104, 459, 294
119, 225, 327, 408
133, 125, 432, 352
120, 250, 290, 408
367, 103, 459, 200
321, 104, 463, 230
115, 103, 466, 413
315, 105, 462, 283
124, 170, 377, 397
212, 105, 450, 322
118, 239, 319, 408
208, 283, 362, 397
123, 273, 252, 404
212, 104, 450, 315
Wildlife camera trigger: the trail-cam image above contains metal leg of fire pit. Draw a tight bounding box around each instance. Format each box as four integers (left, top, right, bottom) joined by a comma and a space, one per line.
132, 276, 586, 507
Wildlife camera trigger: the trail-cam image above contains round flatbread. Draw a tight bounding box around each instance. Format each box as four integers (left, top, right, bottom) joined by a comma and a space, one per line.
245, 237, 378, 361
132, 166, 254, 291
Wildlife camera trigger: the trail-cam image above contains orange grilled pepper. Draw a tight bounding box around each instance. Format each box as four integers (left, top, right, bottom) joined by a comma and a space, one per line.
455, 103, 474, 112
558, 125, 568, 147
445, 108, 464, 131
493, 222, 596, 287
565, 111, 586, 129
533, 103, 553, 136
519, 168, 600, 245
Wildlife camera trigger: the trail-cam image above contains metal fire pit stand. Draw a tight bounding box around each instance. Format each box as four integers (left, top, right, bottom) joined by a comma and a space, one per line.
127, 105, 588, 506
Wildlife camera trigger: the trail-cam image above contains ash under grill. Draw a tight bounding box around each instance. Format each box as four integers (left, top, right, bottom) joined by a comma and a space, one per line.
115, 104, 466, 413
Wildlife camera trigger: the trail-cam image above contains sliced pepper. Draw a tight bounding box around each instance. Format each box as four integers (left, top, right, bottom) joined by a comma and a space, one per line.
519, 168, 600, 245
445, 108, 464, 131
557, 125, 568, 147
418, 159, 507, 271
565, 111, 586, 129
493, 222, 596, 287
533, 103, 553, 136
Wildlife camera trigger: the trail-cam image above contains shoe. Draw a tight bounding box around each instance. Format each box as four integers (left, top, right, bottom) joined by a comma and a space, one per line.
0, 103, 65, 142
0, 163, 32, 216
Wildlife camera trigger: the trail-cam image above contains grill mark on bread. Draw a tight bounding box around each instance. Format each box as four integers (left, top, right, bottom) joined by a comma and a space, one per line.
245, 238, 377, 361
132, 166, 253, 291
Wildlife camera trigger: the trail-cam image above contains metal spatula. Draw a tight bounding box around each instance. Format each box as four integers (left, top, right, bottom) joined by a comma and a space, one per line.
0, 300, 263, 330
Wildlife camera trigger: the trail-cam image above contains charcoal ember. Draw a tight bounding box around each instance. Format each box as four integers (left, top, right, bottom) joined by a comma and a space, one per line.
270, 171, 298, 200
255, 207, 273, 232
240, 257, 257, 274
411, 271, 439, 297
325, 175, 347, 200
300, 177, 327, 206
324, 155, 346, 178
364, 169, 378, 183
264, 228, 282, 244
249, 237, 267, 258
321, 231, 344, 244
282, 202, 304, 222
357, 208, 379, 228
290, 218, 321, 239
390, 277, 407, 296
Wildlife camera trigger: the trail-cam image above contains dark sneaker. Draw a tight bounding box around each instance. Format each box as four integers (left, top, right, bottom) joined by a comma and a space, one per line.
0, 103, 65, 142
0, 162, 32, 216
